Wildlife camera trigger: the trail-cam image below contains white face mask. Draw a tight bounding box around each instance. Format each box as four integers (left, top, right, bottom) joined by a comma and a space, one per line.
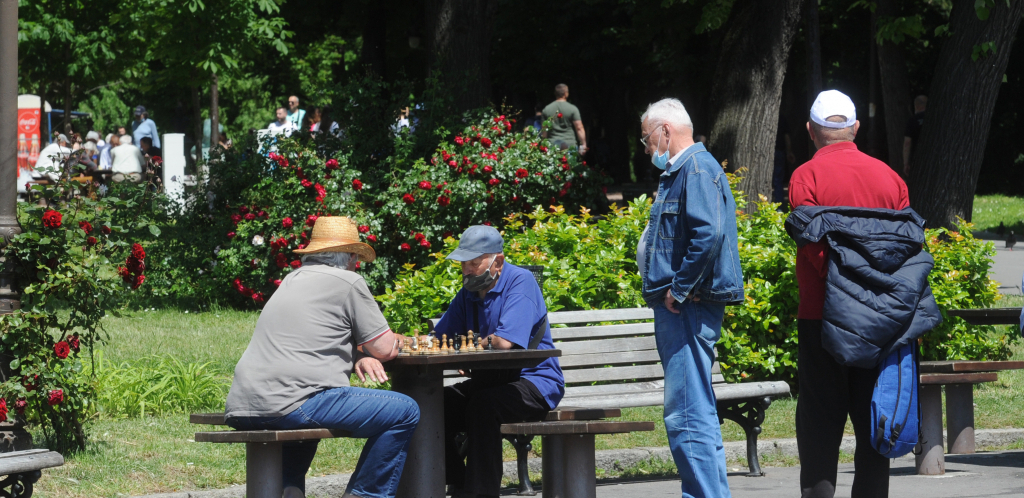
650, 128, 671, 170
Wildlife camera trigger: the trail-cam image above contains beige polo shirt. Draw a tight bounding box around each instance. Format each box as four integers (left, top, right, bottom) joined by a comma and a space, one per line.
225, 265, 390, 418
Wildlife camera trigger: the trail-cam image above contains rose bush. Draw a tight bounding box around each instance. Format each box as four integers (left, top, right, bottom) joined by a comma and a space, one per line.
0, 170, 151, 452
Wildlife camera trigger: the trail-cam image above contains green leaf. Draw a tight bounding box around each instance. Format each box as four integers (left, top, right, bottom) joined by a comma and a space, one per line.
148, 224, 162, 237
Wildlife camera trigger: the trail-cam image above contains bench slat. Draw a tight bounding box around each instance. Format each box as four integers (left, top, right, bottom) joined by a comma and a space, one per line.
714, 381, 791, 401
556, 336, 657, 355
500, 420, 655, 435
919, 360, 1024, 374
0, 450, 64, 475
551, 323, 654, 341
548, 308, 654, 325
920, 372, 998, 385
561, 391, 665, 409
563, 364, 665, 384
195, 428, 351, 443
566, 380, 665, 396
558, 349, 662, 368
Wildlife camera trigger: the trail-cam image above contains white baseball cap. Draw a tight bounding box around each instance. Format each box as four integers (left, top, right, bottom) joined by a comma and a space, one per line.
810, 90, 857, 129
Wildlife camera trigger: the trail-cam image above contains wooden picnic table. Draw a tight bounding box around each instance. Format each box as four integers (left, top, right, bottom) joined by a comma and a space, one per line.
386, 349, 560, 498
947, 307, 1022, 326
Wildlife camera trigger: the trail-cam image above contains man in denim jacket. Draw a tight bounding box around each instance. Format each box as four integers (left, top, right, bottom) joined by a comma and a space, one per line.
637, 98, 744, 497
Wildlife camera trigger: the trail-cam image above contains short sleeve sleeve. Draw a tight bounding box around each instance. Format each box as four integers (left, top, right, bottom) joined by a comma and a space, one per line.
492, 277, 543, 348
570, 105, 581, 122
345, 278, 391, 345
789, 176, 817, 208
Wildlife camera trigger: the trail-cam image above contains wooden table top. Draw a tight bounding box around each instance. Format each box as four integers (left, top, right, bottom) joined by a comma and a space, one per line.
947, 307, 1022, 325
919, 360, 1024, 373
387, 349, 560, 369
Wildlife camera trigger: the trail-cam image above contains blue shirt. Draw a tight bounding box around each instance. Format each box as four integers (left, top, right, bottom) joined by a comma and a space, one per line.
132, 118, 161, 148
434, 263, 564, 409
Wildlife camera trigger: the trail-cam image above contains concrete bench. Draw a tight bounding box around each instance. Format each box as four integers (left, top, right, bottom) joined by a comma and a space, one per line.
433, 307, 791, 491
916, 360, 1024, 475
190, 413, 351, 498
0, 448, 64, 497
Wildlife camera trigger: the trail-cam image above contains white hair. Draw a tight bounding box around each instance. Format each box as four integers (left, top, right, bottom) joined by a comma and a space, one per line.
641, 98, 693, 129
120, 135, 133, 145
301, 251, 356, 269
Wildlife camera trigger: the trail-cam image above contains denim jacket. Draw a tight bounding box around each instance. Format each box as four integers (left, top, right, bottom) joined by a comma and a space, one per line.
641, 143, 744, 306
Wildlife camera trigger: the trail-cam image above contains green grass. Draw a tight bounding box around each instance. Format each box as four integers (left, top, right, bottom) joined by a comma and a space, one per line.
35, 296, 1024, 496
971, 194, 1024, 234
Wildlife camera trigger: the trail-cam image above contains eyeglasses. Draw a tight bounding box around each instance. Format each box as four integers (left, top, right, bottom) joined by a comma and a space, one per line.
640, 126, 662, 149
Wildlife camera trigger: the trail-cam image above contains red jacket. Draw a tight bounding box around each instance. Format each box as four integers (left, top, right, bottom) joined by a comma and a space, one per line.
788, 142, 909, 319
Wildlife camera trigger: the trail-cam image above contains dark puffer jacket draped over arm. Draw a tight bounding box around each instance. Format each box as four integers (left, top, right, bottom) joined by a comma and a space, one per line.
786, 206, 943, 369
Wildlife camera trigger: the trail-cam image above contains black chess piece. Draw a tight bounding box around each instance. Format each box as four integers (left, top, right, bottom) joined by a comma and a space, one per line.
453, 335, 461, 352
485, 336, 493, 351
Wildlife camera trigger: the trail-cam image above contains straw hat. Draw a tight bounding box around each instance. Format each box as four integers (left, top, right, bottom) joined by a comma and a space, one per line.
293, 216, 376, 262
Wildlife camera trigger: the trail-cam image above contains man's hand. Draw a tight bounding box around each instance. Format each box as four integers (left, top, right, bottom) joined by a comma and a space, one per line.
354, 356, 388, 383
664, 291, 699, 313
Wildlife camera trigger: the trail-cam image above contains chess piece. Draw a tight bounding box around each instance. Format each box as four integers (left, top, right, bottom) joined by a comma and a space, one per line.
473, 335, 481, 351
441, 334, 449, 354
466, 331, 475, 352
459, 335, 467, 352
411, 336, 419, 354
429, 336, 439, 354
449, 338, 455, 353
486, 335, 493, 351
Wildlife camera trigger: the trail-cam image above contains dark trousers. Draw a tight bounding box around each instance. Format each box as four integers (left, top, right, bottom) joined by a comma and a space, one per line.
444, 375, 549, 497
796, 319, 890, 498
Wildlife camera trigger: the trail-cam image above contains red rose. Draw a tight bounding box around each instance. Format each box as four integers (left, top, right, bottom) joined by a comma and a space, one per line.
258, 210, 268, 218
488, 178, 500, 186
367, 234, 377, 242
516, 168, 529, 178
227, 231, 236, 239
414, 233, 426, 242
315, 183, 327, 202
443, 231, 453, 238
305, 215, 318, 227
557, 112, 563, 118
419, 239, 430, 248
117, 266, 130, 279
301, 179, 313, 189
374, 200, 383, 207
448, 159, 458, 168
132, 274, 145, 289
253, 292, 265, 304
282, 217, 294, 229
22, 375, 38, 392
231, 214, 242, 225
0, 399, 6, 423
47, 389, 64, 406
483, 166, 493, 173
355, 261, 361, 269
560, 155, 568, 163
102, 225, 112, 235
42, 210, 62, 228
290, 260, 301, 269
358, 225, 370, 233
437, 195, 451, 207
273, 279, 282, 287
131, 243, 146, 260
244, 213, 256, 221
14, 399, 26, 415
483, 221, 492, 226
126, 257, 145, 275
326, 158, 339, 170
276, 253, 288, 268
563, 163, 570, 170
481, 137, 492, 148
69, 334, 80, 351
87, 236, 98, 246
400, 243, 411, 252
540, 146, 548, 153
403, 193, 415, 204
352, 179, 363, 190
79, 220, 93, 233
239, 205, 250, 214
54, 341, 70, 359
418, 181, 432, 190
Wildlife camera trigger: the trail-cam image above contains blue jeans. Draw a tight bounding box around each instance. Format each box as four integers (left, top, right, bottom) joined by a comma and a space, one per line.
227, 387, 420, 498
654, 300, 731, 498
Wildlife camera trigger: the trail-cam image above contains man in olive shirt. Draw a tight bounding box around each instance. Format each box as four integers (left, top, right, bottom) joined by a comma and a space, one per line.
226, 217, 419, 498
542, 83, 587, 153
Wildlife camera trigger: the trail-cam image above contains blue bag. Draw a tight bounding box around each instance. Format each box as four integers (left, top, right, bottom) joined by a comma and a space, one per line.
870, 341, 919, 458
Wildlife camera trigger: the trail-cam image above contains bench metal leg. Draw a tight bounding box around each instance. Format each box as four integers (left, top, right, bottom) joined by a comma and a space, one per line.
504, 434, 536, 495
945, 383, 976, 454
0, 470, 41, 498
562, 434, 596, 498
915, 384, 945, 475
246, 442, 283, 498
718, 396, 770, 476
541, 435, 565, 498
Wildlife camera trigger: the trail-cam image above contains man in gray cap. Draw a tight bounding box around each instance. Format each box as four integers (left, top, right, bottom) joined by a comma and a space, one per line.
433, 225, 563, 498
131, 105, 161, 150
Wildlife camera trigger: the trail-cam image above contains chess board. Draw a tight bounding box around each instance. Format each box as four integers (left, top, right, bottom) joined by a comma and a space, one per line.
397, 330, 499, 356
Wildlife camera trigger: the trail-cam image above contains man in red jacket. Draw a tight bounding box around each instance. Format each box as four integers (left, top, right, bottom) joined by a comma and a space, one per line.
789, 90, 909, 498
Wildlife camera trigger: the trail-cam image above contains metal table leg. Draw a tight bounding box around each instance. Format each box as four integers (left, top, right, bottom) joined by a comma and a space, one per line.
562, 434, 596, 498
945, 383, 976, 454
392, 366, 446, 498
541, 435, 565, 498
916, 384, 945, 475
246, 442, 283, 498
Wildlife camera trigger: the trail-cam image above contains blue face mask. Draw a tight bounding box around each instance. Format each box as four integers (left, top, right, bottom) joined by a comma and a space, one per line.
650, 130, 671, 170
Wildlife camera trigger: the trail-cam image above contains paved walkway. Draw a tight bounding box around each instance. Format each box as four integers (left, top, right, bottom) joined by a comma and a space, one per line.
593, 450, 1024, 497
990, 244, 1024, 294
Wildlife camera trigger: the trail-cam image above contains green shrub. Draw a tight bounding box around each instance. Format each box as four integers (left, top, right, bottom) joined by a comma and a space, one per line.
88, 353, 228, 419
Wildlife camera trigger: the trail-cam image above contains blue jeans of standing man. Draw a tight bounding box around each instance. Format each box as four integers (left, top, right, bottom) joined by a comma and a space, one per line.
227, 387, 420, 498
654, 300, 731, 498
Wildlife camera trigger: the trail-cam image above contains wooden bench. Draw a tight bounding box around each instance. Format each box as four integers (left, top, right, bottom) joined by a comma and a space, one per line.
916, 360, 1024, 475
433, 307, 791, 491
190, 413, 351, 498
0, 449, 64, 497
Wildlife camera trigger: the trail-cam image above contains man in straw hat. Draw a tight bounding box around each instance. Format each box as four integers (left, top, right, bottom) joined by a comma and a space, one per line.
225, 216, 419, 498
433, 225, 563, 498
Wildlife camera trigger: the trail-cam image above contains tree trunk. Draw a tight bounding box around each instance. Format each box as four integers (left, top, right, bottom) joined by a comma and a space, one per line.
38, 84, 47, 144
362, 0, 388, 78
706, 0, 803, 206
874, 0, 913, 174
908, 0, 1024, 228
191, 84, 202, 160
210, 73, 219, 150
426, 0, 498, 112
